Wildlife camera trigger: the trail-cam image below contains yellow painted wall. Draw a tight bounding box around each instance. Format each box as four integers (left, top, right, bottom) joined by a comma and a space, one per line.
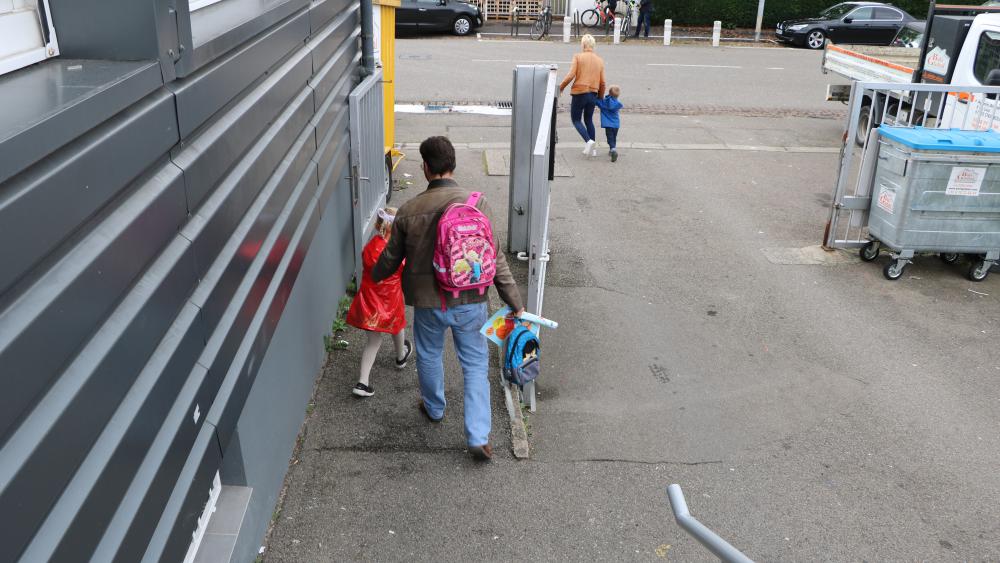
375, 0, 399, 152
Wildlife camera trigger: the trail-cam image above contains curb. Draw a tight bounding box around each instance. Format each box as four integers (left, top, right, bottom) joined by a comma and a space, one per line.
489, 283, 531, 459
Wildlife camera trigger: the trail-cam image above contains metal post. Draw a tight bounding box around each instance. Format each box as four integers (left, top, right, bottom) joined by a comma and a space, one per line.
508, 65, 557, 412
712, 20, 721, 47
914, 0, 937, 82
754, 0, 765, 41
528, 71, 556, 265
360, 0, 376, 74
667, 485, 755, 563
523, 67, 557, 413
563, 15, 571, 42
663, 18, 671, 45
508, 66, 550, 252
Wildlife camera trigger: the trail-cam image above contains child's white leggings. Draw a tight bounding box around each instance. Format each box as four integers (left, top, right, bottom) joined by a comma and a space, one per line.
358, 330, 406, 386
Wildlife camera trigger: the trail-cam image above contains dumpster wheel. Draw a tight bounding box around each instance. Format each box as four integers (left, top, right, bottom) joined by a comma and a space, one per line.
968, 260, 991, 282
940, 253, 960, 264
883, 259, 906, 281
860, 241, 880, 262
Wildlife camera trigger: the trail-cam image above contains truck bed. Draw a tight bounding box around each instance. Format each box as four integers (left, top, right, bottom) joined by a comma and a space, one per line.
823, 44, 920, 84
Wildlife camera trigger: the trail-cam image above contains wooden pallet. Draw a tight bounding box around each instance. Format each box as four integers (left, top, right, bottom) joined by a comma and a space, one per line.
477, 0, 543, 19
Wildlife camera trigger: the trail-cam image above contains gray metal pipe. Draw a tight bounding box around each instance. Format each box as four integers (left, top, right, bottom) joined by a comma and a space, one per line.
667, 485, 755, 563
360, 0, 376, 74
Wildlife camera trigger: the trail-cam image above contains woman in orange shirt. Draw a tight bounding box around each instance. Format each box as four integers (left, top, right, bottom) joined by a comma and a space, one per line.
559, 34, 607, 157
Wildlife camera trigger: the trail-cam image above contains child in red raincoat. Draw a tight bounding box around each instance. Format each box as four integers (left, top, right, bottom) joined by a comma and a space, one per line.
347, 207, 411, 397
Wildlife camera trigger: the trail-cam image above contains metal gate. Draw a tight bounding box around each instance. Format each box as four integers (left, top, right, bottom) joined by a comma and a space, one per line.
349, 69, 388, 268
824, 81, 1000, 250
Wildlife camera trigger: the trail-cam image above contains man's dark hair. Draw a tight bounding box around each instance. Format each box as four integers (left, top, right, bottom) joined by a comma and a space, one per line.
419, 136, 456, 176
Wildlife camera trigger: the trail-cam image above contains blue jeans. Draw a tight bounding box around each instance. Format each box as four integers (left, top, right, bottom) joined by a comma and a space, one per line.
636, 11, 651, 37
413, 303, 491, 446
570, 93, 597, 143
605, 127, 618, 150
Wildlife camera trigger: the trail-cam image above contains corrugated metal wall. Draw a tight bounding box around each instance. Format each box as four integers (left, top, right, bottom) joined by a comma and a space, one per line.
0, 0, 362, 560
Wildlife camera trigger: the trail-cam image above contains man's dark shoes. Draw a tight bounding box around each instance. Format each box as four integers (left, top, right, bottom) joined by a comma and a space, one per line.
352, 382, 374, 397
395, 340, 413, 369
419, 401, 443, 423
469, 443, 493, 461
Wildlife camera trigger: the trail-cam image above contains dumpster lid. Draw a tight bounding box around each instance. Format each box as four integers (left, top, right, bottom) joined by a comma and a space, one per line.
879, 126, 1000, 152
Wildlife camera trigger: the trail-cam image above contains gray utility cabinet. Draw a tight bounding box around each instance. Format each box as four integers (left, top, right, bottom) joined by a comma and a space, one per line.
0, 0, 367, 561
865, 126, 1000, 281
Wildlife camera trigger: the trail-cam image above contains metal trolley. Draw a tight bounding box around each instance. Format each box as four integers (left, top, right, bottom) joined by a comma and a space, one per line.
860, 126, 1000, 281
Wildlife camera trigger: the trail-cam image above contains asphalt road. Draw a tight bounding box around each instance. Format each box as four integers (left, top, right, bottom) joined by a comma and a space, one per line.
395, 37, 849, 114
265, 40, 1000, 562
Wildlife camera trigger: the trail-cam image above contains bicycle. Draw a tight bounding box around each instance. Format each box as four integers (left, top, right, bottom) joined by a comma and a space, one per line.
530, 3, 552, 40
618, 0, 638, 40
580, 0, 614, 30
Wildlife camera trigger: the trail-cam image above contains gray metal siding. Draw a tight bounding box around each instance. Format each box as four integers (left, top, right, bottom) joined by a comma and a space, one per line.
0, 60, 164, 186
0, 88, 179, 297
0, 0, 363, 560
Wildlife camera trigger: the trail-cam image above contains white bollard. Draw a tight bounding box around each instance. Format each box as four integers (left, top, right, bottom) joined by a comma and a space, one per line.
712, 20, 721, 47
613, 16, 621, 44
563, 16, 571, 42
663, 18, 671, 45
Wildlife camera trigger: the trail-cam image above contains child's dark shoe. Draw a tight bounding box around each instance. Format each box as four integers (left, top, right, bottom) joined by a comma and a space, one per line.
395, 340, 413, 369
352, 382, 374, 397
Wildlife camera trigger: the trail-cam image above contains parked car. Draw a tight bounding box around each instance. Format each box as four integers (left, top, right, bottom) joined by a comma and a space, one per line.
890, 20, 925, 48
776, 2, 917, 49
396, 0, 483, 36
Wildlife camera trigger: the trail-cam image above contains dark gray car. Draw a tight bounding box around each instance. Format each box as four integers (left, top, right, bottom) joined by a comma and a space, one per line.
776, 2, 917, 49
396, 0, 483, 36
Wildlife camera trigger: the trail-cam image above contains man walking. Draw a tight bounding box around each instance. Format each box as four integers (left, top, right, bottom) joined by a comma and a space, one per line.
635, 0, 652, 38
372, 136, 524, 461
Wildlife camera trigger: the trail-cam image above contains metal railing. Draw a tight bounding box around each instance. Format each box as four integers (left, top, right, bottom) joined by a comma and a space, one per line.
348, 69, 388, 260
667, 485, 754, 563
824, 81, 1000, 250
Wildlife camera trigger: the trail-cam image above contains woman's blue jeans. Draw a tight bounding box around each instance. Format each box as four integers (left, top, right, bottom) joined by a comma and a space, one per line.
570, 92, 597, 143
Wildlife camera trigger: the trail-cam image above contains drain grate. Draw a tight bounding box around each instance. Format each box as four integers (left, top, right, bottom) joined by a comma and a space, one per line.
496, 100, 513, 109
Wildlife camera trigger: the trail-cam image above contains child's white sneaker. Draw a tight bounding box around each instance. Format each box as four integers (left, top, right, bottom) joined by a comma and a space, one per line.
583, 139, 595, 155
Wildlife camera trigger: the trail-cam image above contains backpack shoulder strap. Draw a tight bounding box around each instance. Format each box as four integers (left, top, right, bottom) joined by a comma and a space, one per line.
465, 192, 482, 207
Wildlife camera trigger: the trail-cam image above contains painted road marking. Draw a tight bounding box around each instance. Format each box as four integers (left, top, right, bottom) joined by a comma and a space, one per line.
647, 63, 743, 69
767, 67, 785, 70
471, 59, 571, 64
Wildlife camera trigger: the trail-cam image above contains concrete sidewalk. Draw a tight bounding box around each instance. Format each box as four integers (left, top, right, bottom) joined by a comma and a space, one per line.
265, 111, 1000, 561
262, 145, 531, 562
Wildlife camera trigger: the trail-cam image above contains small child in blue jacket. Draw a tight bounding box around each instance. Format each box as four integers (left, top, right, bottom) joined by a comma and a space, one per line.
596, 85, 623, 162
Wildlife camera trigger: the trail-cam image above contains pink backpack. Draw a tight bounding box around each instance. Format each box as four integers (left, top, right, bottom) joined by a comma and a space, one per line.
433, 192, 496, 304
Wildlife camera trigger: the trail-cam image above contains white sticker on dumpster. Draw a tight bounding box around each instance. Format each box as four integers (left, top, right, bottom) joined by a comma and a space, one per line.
877, 184, 896, 214
946, 166, 987, 196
